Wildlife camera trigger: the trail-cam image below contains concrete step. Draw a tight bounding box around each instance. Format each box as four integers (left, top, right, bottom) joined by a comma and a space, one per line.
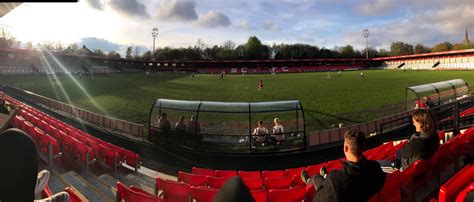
48, 170, 69, 194
62, 171, 112, 202
82, 173, 116, 199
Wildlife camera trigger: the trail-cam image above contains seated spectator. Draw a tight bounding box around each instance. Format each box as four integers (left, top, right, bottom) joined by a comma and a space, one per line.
214, 176, 254, 202
158, 113, 171, 136
423, 96, 435, 108
175, 116, 186, 131
174, 116, 187, 137
252, 120, 268, 145
0, 128, 69, 202
301, 130, 385, 201
381, 109, 439, 171
187, 115, 201, 134
0, 99, 9, 114
271, 118, 285, 142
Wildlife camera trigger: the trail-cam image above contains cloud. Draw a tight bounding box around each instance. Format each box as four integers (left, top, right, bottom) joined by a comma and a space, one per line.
78, 37, 122, 52
196, 10, 231, 28
108, 0, 149, 19
263, 21, 281, 32
156, 0, 198, 22
85, 0, 104, 11
354, 0, 396, 16
343, 4, 474, 49
237, 20, 255, 30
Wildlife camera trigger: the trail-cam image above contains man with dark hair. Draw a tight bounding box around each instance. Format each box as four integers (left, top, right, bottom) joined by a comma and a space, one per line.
301, 130, 385, 201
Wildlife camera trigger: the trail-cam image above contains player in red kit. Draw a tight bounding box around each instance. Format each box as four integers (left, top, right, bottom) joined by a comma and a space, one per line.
258, 80, 264, 91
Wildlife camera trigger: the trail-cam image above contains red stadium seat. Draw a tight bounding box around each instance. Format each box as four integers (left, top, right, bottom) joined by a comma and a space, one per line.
190, 186, 218, 202
241, 177, 263, 190
116, 181, 162, 202
192, 167, 215, 176
250, 189, 267, 202
284, 167, 305, 178
262, 170, 285, 178
213, 170, 237, 177
207, 176, 232, 189
159, 178, 191, 202
439, 164, 474, 202
73, 138, 96, 171
455, 182, 474, 202
306, 163, 326, 176
64, 187, 87, 202
264, 176, 293, 189
268, 186, 306, 202
238, 170, 261, 179
375, 170, 405, 202
178, 171, 207, 186
326, 160, 344, 173
402, 151, 440, 202
121, 148, 141, 171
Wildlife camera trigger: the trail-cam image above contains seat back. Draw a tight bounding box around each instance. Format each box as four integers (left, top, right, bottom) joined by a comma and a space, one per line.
192, 167, 215, 176
159, 178, 191, 202
190, 186, 218, 202
439, 164, 474, 202
207, 176, 232, 189
262, 170, 285, 178
250, 189, 267, 202
306, 163, 326, 176
214, 170, 237, 177
264, 176, 292, 189
178, 171, 207, 186
64, 187, 87, 202
116, 181, 161, 202
268, 186, 306, 202
238, 171, 261, 179
241, 177, 263, 190
284, 167, 305, 178
121, 148, 140, 168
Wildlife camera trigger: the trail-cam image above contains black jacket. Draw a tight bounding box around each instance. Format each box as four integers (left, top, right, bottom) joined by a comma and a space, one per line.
313, 157, 385, 202
399, 132, 439, 170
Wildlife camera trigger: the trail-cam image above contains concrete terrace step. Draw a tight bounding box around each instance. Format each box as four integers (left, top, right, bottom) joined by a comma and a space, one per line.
62, 171, 112, 202
48, 170, 69, 194
82, 173, 116, 199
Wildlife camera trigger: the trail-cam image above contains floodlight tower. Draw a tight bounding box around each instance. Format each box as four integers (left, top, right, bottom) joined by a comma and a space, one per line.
362, 29, 369, 59
152, 27, 159, 61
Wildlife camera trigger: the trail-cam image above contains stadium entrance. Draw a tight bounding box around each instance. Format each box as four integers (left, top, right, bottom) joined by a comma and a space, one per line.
148, 99, 305, 153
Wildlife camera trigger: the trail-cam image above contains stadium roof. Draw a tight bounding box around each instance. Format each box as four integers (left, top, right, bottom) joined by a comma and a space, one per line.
0, 3, 21, 17
372, 49, 474, 61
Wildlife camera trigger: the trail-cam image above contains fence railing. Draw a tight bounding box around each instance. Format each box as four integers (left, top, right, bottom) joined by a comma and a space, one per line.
4, 84, 144, 137
307, 110, 413, 146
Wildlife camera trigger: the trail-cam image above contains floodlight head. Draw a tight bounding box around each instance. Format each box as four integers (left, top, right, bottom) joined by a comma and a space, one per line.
362, 29, 369, 38
152, 27, 159, 38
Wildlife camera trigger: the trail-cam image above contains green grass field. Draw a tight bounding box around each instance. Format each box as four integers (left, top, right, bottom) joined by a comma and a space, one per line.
2, 70, 473, 131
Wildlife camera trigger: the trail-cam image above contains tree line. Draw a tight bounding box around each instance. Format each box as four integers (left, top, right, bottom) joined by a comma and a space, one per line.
1, 26, 473, 61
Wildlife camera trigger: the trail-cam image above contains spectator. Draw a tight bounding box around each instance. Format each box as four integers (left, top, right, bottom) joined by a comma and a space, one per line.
0, 128, 69, 202
382, 109, 439, 171
158, 113, 171, 140
423, 96, 435, 108
0, 99, 9, 114
187, 115, 201, 135
158, 113, 171, 131
272, 118, 284, 142
301, 130, 385, 201
252, 120, 268, 145
174, 116, 186, 134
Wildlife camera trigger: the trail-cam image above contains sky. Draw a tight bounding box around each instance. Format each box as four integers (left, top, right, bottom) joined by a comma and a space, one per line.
0, 0, 473, 54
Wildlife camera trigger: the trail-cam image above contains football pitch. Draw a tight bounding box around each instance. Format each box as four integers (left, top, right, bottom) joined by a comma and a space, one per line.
2, 70, 473, 131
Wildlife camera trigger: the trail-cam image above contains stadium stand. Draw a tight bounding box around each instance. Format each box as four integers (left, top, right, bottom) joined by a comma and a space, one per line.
5, 95, 142, 173
376, 49, 474, 70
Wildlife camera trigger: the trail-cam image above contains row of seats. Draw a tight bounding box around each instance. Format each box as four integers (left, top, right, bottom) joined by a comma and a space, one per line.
5, 95, 141, 172
142, 127, 470, 202
198, 66, 360, 74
